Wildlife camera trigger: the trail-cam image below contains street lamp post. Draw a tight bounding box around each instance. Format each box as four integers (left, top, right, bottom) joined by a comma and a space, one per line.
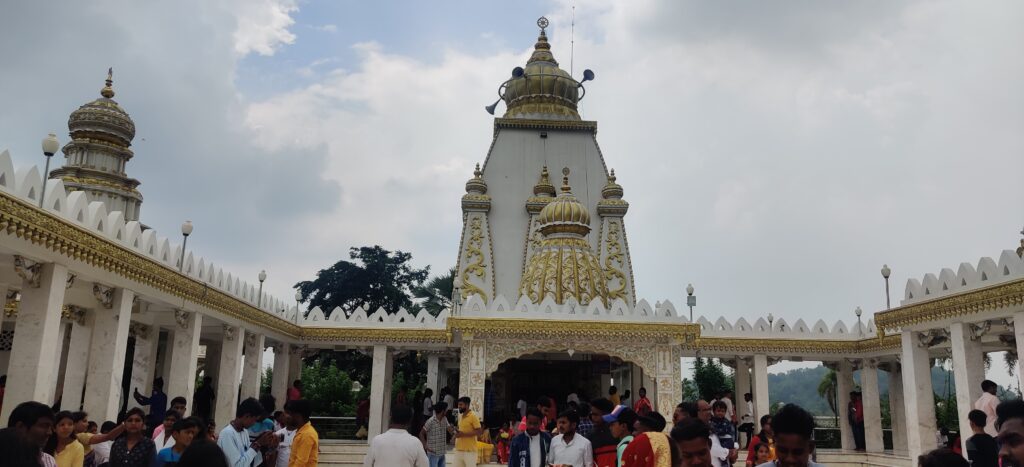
257, 270, 267, 308
294, 290, 302, 324
881, 264, 892, 310
686, 283, 696, 322
39, 133, 59, 208
768, 313, 774, 333
179, 220, 193, 272
855, 306, 863, 336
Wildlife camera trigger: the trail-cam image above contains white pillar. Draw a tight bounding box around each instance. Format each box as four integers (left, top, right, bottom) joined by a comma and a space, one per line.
128, 322, 160, 410
287, 345, 303, 388
51, 321, 70, 407
1016, 312, 1024, 391
166, 311, 203, 413
83, 288, 134, 422
61, 314, 93, 411
240, 331, 265, 401
861, 361, 883, 453
271, 343, 291, 405
950, 322, 984, 453
368, 344, 394, 440
901, 330, 938, 460
215, 325, 245, 430
836, 360, 855, 451
752, 354, 769, 426
735, 358, 752, 445
888, 363, 907, 453
1, 263, 68, 422
426, 354, 439, 395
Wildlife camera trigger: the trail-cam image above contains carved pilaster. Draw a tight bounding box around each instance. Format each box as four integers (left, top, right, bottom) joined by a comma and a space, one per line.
92, 284, 114, 309
223, 325, 236, 341
13, 256, 42, 288
173, 309, 191, 329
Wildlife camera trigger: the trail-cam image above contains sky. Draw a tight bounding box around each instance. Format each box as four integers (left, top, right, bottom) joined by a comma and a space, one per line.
1, 0, 1023, 350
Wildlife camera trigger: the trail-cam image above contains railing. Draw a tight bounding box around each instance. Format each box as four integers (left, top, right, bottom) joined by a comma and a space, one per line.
811, 427, 895, 450
309, 416, 360, 440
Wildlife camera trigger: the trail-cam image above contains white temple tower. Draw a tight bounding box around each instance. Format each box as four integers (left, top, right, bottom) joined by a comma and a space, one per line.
49, 69, 143, 221
455, 19, 636, 306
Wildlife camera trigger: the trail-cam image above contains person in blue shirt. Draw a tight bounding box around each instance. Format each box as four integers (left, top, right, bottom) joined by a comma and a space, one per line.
155, 417, 202, 467
218, 398, 275, 467
133, 377, 168, 432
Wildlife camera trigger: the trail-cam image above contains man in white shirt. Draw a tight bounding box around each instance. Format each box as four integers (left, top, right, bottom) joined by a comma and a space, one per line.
547, 410, 594, 467
975, 380, 1000, 436
697, 399, 733, 467
721, 390, 735, 423
364, 406, 429, 467
274, 413, 297, 467
422, 388, 435, 418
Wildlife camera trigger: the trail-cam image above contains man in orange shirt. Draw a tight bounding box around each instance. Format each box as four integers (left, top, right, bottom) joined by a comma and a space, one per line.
285, 400, 318, 467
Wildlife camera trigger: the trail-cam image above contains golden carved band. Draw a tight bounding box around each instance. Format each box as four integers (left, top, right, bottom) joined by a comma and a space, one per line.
448, 316, 700, 342
493, 118, 597, 133
874, 278, 1024, 331
692, 334, 901, 355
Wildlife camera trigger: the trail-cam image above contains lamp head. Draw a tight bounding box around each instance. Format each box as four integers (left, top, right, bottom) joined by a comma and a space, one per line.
294, 290, 303, 302
258, 270, 267, 282
855, 306, 862, 318
881, 264, 891, 279
453, 277, 464, 290
767, 313, 774, 323
41, 133, 59, 156
686, 283, 694, 296
180, 220, 193, 236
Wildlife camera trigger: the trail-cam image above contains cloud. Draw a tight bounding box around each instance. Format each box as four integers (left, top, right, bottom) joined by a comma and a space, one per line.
233, 0, 299, 56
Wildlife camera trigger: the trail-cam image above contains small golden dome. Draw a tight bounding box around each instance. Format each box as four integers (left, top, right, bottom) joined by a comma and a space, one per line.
68, 68, 135, 148
601, 169, 623, 199
502, 20, 582, 121
465, 163, 487, 194
533, 165, 556, 197
537, 168, 590, 235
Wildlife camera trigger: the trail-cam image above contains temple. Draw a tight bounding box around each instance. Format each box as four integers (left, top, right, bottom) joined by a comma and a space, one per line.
0, 17, 1022, 467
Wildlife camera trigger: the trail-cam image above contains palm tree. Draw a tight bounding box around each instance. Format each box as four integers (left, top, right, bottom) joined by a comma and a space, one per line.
413, 267, 455, 317
818, 369, 839, 425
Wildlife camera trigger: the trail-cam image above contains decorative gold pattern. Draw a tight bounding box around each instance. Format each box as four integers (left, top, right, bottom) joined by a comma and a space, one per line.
460, 216, 488, 301
299, 327, 449, 344
0, 190, 300, 337
603, 221, 627, 301
448, 317, 700, 342
874, 278, 1024, 331
493, 118, 596, 133
59, 176, 141, 195
692, 334, 901, 355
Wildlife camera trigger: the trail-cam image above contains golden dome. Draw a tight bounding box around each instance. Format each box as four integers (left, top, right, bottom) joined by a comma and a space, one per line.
521, 167, 610, 306
68, 68, 135, 149
533, 165, 556, 197
536, 168, 591, 235
501, 21, 583, 121
601, 169, 623, 199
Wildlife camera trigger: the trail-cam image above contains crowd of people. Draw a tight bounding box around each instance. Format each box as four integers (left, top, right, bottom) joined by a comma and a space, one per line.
0, 376, 319, 467
364, 383, 1024, 467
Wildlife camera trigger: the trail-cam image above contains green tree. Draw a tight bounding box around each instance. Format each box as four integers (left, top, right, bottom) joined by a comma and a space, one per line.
261, 367, 272, 396
817, 369, 838, 421
692, 358, 733, 401
301, 356, 357, 416
413, 267, 455, 317
294, 246, 430, 318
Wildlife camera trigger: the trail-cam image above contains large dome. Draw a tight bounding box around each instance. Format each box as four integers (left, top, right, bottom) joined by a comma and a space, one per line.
67, 69, 136, 149
501, 21, 584, 121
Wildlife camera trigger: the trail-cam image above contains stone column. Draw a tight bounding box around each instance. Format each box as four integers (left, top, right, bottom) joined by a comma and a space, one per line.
888, 363, 907, 453
368, 344, 394, 439
1, 262, 69, 422
654, 344, 683, 424
166, 310, 203, 414
901, 330, 938, 460
861, 360, 883, 452
60, 309, 92, 411
950, 322, 984, 453
836, 360, 855, 451
83, 288, 134, 422
51, 321, 70, 407
426, 354, 440, 396
128, 322, 159, 410
215, 325, 245, 429
240, 331, 265, 401
271, 343, 291, 405
752, 354, 770, 425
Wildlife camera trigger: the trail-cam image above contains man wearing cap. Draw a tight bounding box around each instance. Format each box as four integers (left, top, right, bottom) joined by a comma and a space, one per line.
509, 408, 551, 467
589, 399, 619, 467
604, 406, 638, 467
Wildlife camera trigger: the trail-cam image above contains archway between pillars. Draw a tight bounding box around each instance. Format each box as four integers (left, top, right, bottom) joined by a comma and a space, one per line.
458, 338, 681, 426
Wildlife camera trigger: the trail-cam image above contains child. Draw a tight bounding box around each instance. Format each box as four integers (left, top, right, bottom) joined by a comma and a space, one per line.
710, 400, 736, 450
155, 417, 201, 467
496, 419, 514, 464
753, 442, 773, 465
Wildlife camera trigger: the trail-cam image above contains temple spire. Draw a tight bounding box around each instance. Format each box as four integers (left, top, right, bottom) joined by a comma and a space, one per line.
101, 67, 115, 98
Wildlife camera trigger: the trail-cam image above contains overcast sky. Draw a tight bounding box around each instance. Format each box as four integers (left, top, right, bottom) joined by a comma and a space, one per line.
1, 0, 1022, 332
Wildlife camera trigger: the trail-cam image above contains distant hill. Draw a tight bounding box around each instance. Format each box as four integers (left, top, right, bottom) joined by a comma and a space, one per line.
767, 365, 957, 416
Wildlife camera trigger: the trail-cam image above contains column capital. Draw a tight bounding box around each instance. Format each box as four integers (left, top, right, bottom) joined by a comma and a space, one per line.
62, 305, 88, 325
970, 321, 992, 341
129, 322, 151, 340
173, 309, 191, 329
917, 329, 949, 348
92, 283, 114, 309
66, 273, 76, 290
244, 331, 258, 349
13, 255, 42, 288
223, 324, 237, 341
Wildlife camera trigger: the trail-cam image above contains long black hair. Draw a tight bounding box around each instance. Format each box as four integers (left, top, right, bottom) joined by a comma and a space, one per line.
44, 411, 75, 455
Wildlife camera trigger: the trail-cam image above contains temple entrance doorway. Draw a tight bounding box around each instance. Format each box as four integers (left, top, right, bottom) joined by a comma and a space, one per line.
485, 351, 654, 427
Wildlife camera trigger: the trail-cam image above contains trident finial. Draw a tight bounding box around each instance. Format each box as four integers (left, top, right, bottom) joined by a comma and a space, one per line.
101, 67, 115, 98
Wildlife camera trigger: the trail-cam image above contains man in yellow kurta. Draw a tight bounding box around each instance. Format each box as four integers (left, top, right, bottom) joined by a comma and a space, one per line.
285, 400, 319, 467
453, 397, 484, 467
